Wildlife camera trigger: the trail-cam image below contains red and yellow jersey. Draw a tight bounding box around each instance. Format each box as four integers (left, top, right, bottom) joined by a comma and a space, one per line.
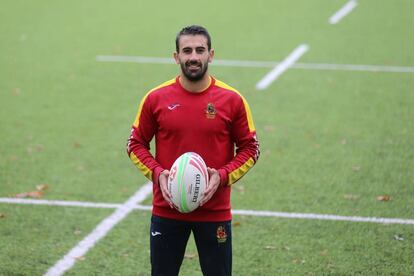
127, 76, 260, 222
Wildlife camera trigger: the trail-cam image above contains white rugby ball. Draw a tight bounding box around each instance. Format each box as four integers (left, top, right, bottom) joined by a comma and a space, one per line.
168, 152, 209, 213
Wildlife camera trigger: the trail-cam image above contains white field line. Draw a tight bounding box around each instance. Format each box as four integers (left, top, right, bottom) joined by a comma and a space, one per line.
293, 62, 414, 73
135, 204, 153, 211
232, 209, 414, 225
43, 182, 152, 276
329, 0, 358, 24
255, 44, 309, 90
0, 198, 121, 209
96, 55, 414, 73
2, 197, 414, 225
96, 55, 174, 64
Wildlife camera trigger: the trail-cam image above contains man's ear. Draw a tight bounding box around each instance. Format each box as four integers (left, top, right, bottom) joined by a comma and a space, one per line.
173, 52, 180, 64
208, 49, 215, 63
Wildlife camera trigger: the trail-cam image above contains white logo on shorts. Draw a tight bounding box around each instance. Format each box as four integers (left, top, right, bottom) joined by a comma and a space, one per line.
151, 231, 162, 236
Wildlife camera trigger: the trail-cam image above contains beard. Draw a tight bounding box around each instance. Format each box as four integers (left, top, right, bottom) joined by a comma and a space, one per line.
180, 60, 209, 82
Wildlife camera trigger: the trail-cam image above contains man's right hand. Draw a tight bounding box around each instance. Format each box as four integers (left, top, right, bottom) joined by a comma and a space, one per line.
158, 169, 173, 208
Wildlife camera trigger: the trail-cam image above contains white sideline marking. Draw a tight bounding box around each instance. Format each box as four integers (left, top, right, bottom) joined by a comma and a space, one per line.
329, 0, 358, 24
293, 62, 414, 73
232, 209, 414, 225
2, 197, 414, 225
43, 182, 152, 276
96, 55, 174, 64
96, 55, 414, 73
135, 204, 153, 211
255, 44, 309, 90
0, 198, 121, 209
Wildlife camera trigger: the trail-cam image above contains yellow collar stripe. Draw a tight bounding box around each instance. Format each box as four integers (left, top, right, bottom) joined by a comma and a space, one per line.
133, 78, 176, 128
215, 80, 256, 132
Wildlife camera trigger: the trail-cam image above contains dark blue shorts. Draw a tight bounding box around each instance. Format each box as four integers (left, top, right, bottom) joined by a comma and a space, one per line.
150, 215, 232, 276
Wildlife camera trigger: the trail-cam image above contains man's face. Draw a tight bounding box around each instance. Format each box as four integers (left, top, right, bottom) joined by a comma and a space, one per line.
174, 35, 214, 82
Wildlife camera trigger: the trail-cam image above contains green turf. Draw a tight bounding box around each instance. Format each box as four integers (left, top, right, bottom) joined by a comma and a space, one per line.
1, 0, 413, 274
231, 216, 414, 275
0, 205, 111, 275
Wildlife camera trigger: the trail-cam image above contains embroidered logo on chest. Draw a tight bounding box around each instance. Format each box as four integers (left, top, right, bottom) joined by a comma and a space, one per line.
205, 103, 216, 119
168, 103, 180, 110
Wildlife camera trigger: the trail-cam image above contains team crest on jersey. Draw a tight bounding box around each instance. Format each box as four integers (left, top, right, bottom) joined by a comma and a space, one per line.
216, 226, 227, 243
205, 103, 216, 119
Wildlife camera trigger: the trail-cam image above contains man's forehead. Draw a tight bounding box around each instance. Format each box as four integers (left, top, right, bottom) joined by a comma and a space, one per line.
178, 35, 208, 49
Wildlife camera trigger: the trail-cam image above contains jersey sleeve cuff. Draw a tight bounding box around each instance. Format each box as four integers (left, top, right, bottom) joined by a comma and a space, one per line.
218, 168, 228, 186
152, 166, 164, 186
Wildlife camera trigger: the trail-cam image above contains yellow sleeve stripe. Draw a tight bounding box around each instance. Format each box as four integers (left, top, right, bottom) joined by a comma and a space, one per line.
129, 152, 153, 180
215, 80, 256, 132
133, 78, 176, 128
228, 157, 255, 185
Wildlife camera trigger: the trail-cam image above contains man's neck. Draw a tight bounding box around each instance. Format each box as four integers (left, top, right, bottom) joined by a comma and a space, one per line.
179, 74, 211, 93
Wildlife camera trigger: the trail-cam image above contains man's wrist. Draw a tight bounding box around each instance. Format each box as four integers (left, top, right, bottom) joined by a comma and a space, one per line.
153, 166, 165, 186
218, 168, 228, 186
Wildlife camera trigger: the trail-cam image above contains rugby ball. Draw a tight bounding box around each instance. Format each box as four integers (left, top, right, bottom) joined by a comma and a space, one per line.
168, 152, 209, 213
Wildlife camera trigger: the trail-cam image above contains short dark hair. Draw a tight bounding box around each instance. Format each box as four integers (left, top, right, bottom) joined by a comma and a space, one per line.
175, 25, 211, 52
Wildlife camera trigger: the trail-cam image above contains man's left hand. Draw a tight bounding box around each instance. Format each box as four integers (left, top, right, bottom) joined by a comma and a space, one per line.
200, 167, 220, 206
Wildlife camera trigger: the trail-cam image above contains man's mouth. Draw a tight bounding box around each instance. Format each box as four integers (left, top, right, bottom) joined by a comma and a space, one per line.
186, 62, 201, 70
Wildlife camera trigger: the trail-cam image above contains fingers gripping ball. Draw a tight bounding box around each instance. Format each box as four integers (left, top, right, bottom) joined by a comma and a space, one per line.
167, 152, 209, 213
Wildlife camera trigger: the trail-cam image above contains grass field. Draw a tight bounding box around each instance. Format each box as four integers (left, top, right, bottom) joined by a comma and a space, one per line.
1, 0, 414, 275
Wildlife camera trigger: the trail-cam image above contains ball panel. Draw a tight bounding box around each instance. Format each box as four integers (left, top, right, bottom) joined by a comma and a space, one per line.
167, 152, 209, 213
191, 154, 208, 175
177, 153, 190, 213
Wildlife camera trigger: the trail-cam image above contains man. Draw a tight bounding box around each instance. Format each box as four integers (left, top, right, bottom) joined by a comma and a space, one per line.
127, 25, 259, 276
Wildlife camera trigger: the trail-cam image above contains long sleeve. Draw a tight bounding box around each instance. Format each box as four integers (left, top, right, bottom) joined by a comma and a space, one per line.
127, 93, 164, 185
217, 95, 260, 186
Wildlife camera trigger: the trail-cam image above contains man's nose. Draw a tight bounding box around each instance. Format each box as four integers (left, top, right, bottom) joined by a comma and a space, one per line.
190, 50, 199, 60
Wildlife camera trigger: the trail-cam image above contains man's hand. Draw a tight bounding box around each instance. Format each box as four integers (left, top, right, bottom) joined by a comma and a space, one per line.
200, 167, 221, 206
159, 169, 173, 208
